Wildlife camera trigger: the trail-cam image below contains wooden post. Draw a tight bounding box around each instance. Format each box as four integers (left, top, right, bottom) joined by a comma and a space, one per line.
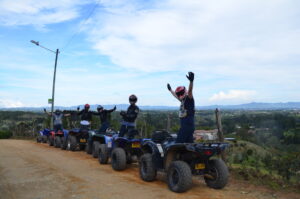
215, 108, 226, 160
167, 113, 171, 132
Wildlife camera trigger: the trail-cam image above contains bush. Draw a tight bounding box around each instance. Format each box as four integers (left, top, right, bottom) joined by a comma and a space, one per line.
0, 131, 12, 139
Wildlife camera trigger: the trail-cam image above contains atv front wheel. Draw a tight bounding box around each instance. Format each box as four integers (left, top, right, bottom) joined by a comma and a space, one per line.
98, 144, 109, 164
111, 147, 126, 171
167, 161, 192, 193
139, 153, 157, 182
92, 141, 100, 158
204, 159, 229, 189
36, 136, 42, 143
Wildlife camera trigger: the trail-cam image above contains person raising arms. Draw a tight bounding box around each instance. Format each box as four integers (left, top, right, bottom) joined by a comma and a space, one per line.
167, 72, 195, 143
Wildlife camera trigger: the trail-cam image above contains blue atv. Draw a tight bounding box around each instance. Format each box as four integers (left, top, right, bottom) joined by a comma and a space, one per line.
36, 128, 50, 143
86, 128, 118, 160
139, 130, 229, 193
66, 121, 90, 151
110, 129, 150, 171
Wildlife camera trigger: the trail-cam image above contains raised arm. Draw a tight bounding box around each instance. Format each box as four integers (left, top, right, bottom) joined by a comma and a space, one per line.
43, 108, 52, 116
186, 72, 194, 99
167, 83, 180, 101
108, 105, 117, 113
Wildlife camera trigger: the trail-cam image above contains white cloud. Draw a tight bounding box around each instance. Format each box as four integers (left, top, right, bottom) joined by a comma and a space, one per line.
85, 0, 300, 74
209, 90, 256, 103
0, 0, 92, 28
0, 99, 24, 108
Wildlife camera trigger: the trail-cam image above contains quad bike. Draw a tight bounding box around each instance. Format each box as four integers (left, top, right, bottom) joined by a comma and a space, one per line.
66, 120, 90, 151
110, 129, 150, 171
36, 128, 50, 143
86, 128, 118, 160
48, 129, 67, 147
139, 130, 229, 193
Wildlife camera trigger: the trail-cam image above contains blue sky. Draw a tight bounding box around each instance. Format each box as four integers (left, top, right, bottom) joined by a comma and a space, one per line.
0, 0, 299, 108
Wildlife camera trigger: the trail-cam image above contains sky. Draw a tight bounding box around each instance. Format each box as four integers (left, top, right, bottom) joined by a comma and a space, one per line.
0, 0, 299, 108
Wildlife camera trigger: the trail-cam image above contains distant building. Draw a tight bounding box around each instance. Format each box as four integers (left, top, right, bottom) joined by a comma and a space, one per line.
194, 129, 218, 141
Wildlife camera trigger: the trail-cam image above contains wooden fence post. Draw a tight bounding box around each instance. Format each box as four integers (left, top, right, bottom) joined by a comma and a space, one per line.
215, 108, 226, 161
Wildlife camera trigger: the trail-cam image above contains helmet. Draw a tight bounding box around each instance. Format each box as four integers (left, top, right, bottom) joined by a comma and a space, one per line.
97, 105, 103, 110
129, 94, 137, 102
175, 86, 186, 97
84, 104, 90, 109
55, 109, 61, 114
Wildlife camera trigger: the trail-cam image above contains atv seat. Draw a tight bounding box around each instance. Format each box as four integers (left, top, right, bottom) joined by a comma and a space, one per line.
151, 130, 173, 144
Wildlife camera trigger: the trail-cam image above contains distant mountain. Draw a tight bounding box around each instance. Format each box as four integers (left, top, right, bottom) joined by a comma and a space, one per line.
1, 102, 300, 112
198, 102, 300, 110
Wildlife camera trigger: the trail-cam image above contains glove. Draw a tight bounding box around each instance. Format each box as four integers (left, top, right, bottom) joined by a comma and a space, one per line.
113, 106, 117, 111
120, 111, 126, 116
186, 72, 194, 82
167, 83, 171, 91
43, 108, 46, 112
77, 107, 80, 111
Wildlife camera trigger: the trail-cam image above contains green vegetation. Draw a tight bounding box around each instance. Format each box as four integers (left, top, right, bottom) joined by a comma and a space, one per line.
0, 109, 299, 191
0, 130, 12, 139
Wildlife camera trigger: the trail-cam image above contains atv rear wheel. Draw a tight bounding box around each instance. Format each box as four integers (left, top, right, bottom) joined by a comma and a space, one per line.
204, 159, 229, 189
54, 136, 61, 148
98, 144, 109, 164
36, 136, 42, 143
92, 141, 100, 158
61, 137, 67, 150
167, 161, 192, 193
79, 144, 85, 151
67, 135, 77, 151
42, 135, 47, 143
48, 137, 54, 146
111, 147, 126, 171
86, 142, 92, 154
139, 153, 157, 182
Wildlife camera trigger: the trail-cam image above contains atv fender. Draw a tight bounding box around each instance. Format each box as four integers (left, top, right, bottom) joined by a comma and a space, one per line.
142, 141, 164, 170
164, 144, 189, 169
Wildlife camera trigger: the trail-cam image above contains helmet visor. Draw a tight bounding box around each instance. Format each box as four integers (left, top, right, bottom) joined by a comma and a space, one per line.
176, 89, 185, 97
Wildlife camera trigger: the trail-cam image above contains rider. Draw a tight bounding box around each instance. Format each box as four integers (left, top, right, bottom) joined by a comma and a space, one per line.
119, 95, 139, 137
167, 72, 195, 143
77, 104, 93, 123
93, 105, 117, 133
44, 108, 70, 132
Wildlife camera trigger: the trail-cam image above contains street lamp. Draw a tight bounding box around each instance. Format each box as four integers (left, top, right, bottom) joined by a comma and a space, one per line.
30, 40, 59, 129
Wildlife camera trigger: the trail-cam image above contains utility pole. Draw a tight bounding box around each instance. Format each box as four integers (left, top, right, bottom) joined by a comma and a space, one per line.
30, 40, 59, 129
50, 49, 59, 129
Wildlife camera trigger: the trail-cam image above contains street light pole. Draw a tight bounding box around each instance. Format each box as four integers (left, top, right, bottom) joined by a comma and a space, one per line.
50, 49, 59, 129
30, 40, 59, 129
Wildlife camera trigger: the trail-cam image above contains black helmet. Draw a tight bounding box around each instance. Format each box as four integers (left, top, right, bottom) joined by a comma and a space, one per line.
55, 109, 61, 114
129, 94, 137, 102
97, 105, 103, 110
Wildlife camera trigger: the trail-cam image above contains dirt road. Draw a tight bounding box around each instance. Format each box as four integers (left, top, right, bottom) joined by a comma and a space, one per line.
0, 140, 298, 199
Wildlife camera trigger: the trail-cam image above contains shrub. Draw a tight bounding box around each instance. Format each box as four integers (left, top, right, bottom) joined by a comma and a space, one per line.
0, 131, 12, 139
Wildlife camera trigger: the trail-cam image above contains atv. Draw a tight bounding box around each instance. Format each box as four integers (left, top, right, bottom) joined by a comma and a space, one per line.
139, 130, 229, 193
110, 129, 150, 171
86, 128, 118, 160
36, 128, 50, 143
66, 120, 90, 151
48, 129, 66, 147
